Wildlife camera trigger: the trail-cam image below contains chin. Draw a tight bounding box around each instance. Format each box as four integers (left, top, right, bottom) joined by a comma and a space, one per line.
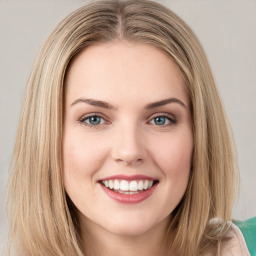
108, 224, 153, 237
102, 213, 166, 238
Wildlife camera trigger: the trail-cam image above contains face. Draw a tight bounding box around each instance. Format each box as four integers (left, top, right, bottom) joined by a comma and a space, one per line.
63, 42, 193, 240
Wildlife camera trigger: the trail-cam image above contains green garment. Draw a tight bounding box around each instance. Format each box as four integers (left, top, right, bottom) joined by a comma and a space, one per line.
234, 216, 256, 256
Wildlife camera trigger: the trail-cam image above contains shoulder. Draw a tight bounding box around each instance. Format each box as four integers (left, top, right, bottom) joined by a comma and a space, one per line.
204, 220, 250, 256
220, 221, 250, 255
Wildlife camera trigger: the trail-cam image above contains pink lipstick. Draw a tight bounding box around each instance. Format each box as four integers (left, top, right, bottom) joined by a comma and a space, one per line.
99, 175, 159, 204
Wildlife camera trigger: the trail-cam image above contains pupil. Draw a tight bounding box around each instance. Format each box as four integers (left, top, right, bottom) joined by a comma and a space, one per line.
155, 117, 165, 125
90, 116, 100, 125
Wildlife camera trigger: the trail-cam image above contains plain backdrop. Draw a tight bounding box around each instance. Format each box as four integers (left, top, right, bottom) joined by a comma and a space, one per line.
0, 0, 255, 251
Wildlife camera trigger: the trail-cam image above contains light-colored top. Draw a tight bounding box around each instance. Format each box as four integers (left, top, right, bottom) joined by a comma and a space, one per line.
205, 221, 250, 256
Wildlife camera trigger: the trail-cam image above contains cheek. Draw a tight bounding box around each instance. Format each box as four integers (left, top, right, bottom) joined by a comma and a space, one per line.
150, 131, 193, 212
62, 132, 110, 211
150, 130, 193, 178
62, 132, 106, 188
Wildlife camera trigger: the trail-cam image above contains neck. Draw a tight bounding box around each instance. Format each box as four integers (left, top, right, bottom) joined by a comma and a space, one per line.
79, 217, 171, 256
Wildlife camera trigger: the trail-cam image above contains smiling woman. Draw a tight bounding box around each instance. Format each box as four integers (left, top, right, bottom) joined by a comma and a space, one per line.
63, 43, 193, 254
6, 0, 250, 256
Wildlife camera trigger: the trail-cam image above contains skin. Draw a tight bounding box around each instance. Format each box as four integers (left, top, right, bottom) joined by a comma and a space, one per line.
63, 41, 193, 256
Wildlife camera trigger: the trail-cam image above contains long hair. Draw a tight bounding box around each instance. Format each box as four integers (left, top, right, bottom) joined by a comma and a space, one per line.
6, 0, 239, 255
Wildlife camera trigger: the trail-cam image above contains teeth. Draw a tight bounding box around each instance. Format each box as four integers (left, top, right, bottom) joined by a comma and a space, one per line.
120, 180, 129, 191
143, 180, 149, 190
108, 180, 114, 189
114, 180, 119, 190
138, 180, 144, 190
101, 179, 156, 192
129, 181, 137, 191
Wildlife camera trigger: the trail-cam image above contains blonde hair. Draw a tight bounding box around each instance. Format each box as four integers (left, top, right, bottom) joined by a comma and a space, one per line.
6, 0, 239, 255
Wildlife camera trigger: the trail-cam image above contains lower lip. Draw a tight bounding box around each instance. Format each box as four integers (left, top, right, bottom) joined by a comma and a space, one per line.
100, 183, 158, 204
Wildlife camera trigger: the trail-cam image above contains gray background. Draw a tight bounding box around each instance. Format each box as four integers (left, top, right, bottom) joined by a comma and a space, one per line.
0, 0, 255, 252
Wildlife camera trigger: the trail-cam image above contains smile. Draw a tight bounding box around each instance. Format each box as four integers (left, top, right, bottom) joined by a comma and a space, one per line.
101, 179, 156, 193
99, 175, 159, 203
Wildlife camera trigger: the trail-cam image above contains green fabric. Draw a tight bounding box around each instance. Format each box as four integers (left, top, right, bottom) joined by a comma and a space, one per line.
234, 217, 256, 256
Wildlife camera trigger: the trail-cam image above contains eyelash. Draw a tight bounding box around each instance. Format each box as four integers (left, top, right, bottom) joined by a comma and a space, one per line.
79, 113, 177, 128
79, 113, 108, 128
149, 113, 177, 126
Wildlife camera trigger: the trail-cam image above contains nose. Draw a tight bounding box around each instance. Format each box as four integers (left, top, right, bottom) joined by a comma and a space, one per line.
111, 124, 146, 166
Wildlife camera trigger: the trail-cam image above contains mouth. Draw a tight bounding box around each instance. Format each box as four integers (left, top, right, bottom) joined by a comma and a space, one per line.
100, 179, 158, 194
99, 175, 159, 203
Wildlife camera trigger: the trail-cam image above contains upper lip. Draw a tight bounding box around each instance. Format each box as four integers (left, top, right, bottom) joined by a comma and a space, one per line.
99, 174, 158, 181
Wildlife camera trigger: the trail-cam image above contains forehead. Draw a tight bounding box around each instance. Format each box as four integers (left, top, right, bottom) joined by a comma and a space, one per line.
65, 41, 189, 106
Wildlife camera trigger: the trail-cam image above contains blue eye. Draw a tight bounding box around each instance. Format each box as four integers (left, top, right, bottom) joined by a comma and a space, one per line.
82, 115, 105, 126
149, 115, 176, 126
153, 116, 167, 125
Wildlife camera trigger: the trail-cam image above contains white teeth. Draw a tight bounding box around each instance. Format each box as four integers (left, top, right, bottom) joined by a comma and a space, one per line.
101, 179, 156, 192
129, 181, 137, 191
138, 180, 144, 190
114, 180, 119, 190
108, 180, 114, 189
143, 180, 149, 190
120, 180, 129, 191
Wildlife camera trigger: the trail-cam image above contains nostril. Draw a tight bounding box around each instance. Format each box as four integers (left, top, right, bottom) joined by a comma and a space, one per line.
114, 157, 143, 165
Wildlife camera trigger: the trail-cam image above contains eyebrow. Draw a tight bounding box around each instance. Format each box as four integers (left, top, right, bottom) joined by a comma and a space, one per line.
71, 98, 115, 109
145, 97, 186, 109
70, 97, 186, 109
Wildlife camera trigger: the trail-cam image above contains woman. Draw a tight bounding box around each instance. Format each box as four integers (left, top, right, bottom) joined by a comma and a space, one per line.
6, 0, 250, 255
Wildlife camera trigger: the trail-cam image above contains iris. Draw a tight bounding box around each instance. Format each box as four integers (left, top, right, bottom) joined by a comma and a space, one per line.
86, 116, 102, 125
154, 116, 167, 125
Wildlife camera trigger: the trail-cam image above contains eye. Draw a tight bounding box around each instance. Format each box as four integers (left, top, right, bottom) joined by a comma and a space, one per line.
149, 114, 176, 126
80, 114, 106, 126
